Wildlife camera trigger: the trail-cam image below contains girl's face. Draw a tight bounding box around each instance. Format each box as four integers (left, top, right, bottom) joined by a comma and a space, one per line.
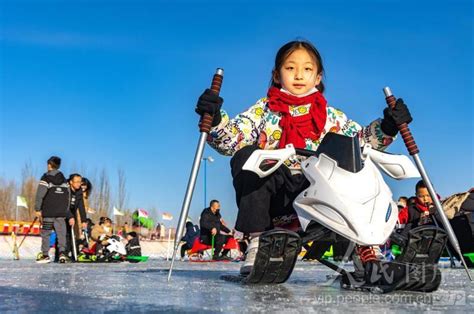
275, 48, 322, 96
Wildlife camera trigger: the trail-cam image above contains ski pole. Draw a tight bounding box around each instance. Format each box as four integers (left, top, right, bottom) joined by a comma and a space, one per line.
168, 68, 224, 281
211, 234, 215, 259
383, 87, 473, 281
71, 225, 78, 262
18, 217, 38, 249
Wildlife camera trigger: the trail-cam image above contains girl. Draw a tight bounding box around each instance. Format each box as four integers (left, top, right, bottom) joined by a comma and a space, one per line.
195, 40, 412, 274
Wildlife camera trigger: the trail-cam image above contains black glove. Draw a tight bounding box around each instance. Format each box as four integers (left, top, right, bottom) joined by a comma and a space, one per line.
195, 89, 223, 127
380, 98, 413, 137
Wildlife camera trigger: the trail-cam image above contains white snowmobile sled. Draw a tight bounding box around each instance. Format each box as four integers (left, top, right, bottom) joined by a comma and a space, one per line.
222, 133, 448, 293
78, 236, 137, 262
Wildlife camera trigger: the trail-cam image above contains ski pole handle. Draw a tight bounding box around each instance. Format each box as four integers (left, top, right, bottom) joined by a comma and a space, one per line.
199, 68, 224, 133
383, 87, 419, 155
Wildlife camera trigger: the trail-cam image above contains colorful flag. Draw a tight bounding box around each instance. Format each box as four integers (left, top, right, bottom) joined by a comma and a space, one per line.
138, 209, 149, 218
162, 213, 173, 221
16, 196, 28, 208
113, 206, 124, 216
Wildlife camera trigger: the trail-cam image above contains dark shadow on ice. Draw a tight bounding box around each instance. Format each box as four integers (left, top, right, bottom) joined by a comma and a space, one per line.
0, 286, 218, 313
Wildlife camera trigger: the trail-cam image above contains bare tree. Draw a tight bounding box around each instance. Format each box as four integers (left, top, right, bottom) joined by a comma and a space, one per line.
0, 178, 17, 220
116, 168, 128, 226
90, 168, 111, 221
20, 161, 38, 221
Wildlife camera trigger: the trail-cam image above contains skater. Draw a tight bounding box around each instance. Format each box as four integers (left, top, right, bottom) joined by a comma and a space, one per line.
180, 221, 200, 259
34, 156, 75, 263
199, 200, 232, 260
125, 231, 142, 262
65, 173, 88, 258
195, 40, 413, 275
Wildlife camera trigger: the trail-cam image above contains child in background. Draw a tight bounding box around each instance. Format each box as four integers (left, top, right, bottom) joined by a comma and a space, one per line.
125, 231, 142, 262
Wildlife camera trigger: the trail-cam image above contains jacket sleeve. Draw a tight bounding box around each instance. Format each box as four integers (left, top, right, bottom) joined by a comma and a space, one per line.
325, 107, 395, 151
220, 223, 231, 234
207, 99, 267, 156
34, 176, 49, 212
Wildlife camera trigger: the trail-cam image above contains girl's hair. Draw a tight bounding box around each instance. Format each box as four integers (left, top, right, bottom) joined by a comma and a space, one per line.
81, 177, 93, 194
271, 40, 325, 93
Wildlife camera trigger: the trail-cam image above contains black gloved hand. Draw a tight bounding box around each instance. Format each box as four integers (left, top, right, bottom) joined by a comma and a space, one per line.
381, 98, 413, 136
195, 89, 223, 127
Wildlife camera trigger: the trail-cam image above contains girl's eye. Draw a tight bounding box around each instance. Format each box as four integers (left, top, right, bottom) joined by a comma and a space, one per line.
285, 67, 294, 70
305, 68, 313, 71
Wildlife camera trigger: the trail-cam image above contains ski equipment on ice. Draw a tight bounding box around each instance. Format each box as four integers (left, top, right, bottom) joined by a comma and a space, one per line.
383, 86, 473, 281
168, 68, 224, 282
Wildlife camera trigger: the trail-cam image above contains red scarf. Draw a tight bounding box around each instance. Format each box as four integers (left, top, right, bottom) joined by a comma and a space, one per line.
415, 197, 430, 213
415, 198, 430, 213
414, 193, 440, 213
267, 87, 327, 149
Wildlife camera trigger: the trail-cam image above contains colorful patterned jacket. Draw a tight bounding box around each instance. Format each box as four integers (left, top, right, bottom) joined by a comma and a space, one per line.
207, 97, 395, 169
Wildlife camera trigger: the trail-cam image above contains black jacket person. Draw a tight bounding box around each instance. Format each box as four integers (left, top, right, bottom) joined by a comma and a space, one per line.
199, 200, 231, 260
65, 173, 87, 257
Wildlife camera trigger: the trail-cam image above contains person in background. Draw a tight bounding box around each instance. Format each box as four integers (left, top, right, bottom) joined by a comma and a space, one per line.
65, 173, 87, 259
180, 221, 200, 259
35, 156, 74, 263
407, 180, 437, 227
90, 217, 113, 257
397, 196, 409, 227
81, 177, 93, 214
125, 231, 142, 262
199, 200, 232, 260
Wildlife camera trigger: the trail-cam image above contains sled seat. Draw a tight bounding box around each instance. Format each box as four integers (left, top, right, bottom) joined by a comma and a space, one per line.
188, 237, 239, 256
82, 242, 97, 255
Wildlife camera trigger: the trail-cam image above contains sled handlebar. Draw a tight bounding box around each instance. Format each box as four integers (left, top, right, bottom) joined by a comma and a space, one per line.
200, 68, 224, 133
295, 148, 318, 157
383, 87, 419, 155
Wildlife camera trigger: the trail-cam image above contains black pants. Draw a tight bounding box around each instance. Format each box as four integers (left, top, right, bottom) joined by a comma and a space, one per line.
231, 145, 309, 234
201, 234, 230, 258
180, 243, 191, 258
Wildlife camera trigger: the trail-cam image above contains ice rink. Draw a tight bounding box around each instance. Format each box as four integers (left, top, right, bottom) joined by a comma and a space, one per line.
1, 259, 473, 313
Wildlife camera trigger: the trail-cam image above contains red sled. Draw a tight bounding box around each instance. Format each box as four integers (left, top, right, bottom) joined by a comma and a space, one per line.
187, 237, 241, 261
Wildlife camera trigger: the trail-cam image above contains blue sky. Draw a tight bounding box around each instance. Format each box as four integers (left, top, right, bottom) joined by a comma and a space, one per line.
1, 0, 472, 226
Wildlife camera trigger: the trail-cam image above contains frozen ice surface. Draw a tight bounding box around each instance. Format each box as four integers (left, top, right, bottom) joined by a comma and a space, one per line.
0, 259, 473, 313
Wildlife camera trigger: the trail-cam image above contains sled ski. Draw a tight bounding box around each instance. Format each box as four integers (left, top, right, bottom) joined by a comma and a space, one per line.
339, 226, 447, 293
126, 255, 149, 262
221, 229, 301, 284
394, 225, 448, 265
340, 261, 441, 293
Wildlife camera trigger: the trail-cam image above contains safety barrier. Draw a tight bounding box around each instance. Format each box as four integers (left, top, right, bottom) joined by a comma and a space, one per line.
0, 220, 40, 235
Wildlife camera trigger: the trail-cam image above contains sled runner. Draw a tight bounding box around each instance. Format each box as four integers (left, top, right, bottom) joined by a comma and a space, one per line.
221, 229, 301, 284
340, 260, 442, 293
393, 225, 448, 265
